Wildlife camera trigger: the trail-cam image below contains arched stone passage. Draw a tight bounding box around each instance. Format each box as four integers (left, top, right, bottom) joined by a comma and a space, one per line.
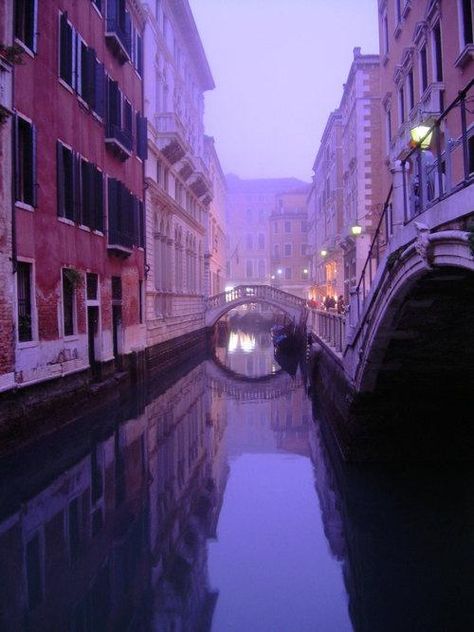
205, 285, 307, 328
353, 266, 474, 459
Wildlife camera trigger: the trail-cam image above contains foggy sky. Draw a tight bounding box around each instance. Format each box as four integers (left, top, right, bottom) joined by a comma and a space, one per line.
189, 0, 379, 181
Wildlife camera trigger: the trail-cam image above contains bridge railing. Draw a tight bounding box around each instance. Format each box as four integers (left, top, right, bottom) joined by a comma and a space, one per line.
308, 308, 346, 354
207, 285, 307, 310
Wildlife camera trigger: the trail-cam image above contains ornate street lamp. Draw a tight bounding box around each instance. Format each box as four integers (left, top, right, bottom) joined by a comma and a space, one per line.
410, 123, 433, 149
320, 249, 328, 257
351, 223, 362, 236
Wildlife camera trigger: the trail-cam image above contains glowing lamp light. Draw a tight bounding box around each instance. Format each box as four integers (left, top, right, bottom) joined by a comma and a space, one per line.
277, 268, 283, 275
351, 224, 362, 236
410, 124, 433, 149
320, 250, 328, 257
303, 268, 308, 274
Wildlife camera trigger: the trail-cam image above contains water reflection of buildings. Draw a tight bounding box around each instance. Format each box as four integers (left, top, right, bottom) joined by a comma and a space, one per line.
309, 408, 474, 631
0, 362, 228, 632
215, 329, 278, 378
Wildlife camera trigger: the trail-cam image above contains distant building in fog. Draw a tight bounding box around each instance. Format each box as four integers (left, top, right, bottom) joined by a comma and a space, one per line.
269, 188, 311, 298
205, 136, 227, 296
308, 48, 383, 304
226, 175, 308, 290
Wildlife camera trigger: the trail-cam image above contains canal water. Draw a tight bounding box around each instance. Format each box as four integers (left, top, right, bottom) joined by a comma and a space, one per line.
1, 325, 474, 630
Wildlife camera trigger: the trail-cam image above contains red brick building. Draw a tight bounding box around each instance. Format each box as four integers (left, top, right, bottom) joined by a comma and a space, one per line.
11, 0, 147, 388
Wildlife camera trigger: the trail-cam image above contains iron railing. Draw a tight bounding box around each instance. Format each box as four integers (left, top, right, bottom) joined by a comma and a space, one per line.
401, 78, 474, 222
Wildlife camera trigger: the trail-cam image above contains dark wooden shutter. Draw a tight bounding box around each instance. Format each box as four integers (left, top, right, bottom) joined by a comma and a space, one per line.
94, 61, 105, 118
13, 114, 19, 202
107, 78, 120, 130
95, 169, 104, 232
107, 0, 118, 26
108, 178, 118, 242
31, 124, 37, 207
123, 99, 133, 143
136, 33, 143, 76
21, 121, 34, 205
81, 160, 91, 227
60, 13, 73, 86
72, 153, 82, 223
136, 114, 148, 160
57, 141, 65, 216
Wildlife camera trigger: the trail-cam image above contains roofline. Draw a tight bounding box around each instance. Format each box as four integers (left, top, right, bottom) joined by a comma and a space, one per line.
171, 0, 215, 91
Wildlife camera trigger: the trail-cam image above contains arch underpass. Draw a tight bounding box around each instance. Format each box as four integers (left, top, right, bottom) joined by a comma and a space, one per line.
345, 233, 474, 460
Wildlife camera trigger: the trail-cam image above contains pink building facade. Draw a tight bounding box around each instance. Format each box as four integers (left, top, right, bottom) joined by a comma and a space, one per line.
8, 0, 147, 390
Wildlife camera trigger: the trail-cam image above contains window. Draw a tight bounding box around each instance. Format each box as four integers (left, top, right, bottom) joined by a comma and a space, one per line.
382, 11, 389, 55
57, 142, 104, 230
246, 260, 253, 278
17, 262, 33, 342
15, 0, 37, 52
284, 244, 292, 256
246, 208, 252, 221
68, 497, 81, 561
301, 244, 307, 255
15, 116, 36, 207
284, 221, 291, 233
285, 267, 292, 280
62, 269, 77, 336
461, 0, 473, 46
26, 532, 43, 610
157, 160, 162, 184
87, 273, 98, 301
301, 221, 308, 233
273, 244, 280, 257
386, 107, 392, 146
59, 13, 105, 117
130, 24, 143, 75
407, 69, 414, 111
273, 222, 278, 233
246, 234, 253, 250
258, 260, 265, 279
469, 135, 474, 174
420, 45, 428, 94
395, 0, 401, 23
107, 178, 144, 248
433, 22, 443, 81
258, 233, 265, 249
398, 85, 405, 124
139, 279, 144, 323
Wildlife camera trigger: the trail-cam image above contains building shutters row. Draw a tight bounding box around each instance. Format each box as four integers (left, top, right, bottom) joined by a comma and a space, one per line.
57, 142, 104, 232
107, 179, 144, 249
59, 12, 106, 119
106, 77, 147, 158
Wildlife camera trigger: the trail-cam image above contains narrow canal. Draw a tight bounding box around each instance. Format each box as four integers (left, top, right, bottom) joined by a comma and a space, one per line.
0, 324, 474, 630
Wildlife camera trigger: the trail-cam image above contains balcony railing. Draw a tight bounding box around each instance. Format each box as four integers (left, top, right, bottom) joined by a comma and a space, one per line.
401, 77, 474, 223
105, 17, 131, 64
105, 123, 132, 159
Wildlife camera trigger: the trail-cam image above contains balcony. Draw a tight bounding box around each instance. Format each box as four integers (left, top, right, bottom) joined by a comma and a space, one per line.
107, 228, 133, 257
189, 156, 212, 199
105, 123, 132, 161
105, 17, 131, 64
155, 113, 187, 164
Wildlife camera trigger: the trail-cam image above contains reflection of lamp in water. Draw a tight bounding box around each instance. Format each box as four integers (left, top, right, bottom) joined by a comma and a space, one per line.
240, 333, 256, 353
228, 331, 239, 353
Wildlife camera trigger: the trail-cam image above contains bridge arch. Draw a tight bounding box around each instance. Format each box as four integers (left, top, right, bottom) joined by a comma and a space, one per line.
205, 285, 308, 328
354, 231, 474, 394
347, 233, 474, 456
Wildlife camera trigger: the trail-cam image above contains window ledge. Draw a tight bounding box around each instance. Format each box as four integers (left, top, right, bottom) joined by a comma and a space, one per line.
63, 335, 80, 342
15, 201, 34, 212
58, 216, 75, 226
14, 38, 35, 58
455, 44, 474, 69
58, 77, 74, 95
17, 340, 39, 350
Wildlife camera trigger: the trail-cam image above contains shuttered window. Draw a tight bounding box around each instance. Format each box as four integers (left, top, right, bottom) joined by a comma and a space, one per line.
107, 178, 143, 248
59, 13, 105, 117
57, 142, 103, 229
15, 0, 37, 52
15, 115, 36, 207
136, 113, 148, 160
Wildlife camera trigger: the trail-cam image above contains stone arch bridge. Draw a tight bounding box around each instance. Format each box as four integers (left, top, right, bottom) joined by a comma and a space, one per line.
205, 285, 308, 328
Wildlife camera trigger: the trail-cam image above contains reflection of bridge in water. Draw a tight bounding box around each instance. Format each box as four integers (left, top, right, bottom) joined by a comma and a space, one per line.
207, 358, 305, 401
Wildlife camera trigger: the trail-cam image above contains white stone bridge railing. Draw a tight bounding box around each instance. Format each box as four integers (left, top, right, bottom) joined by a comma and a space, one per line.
308, 309, 346, 355
205, 285, 308, 327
